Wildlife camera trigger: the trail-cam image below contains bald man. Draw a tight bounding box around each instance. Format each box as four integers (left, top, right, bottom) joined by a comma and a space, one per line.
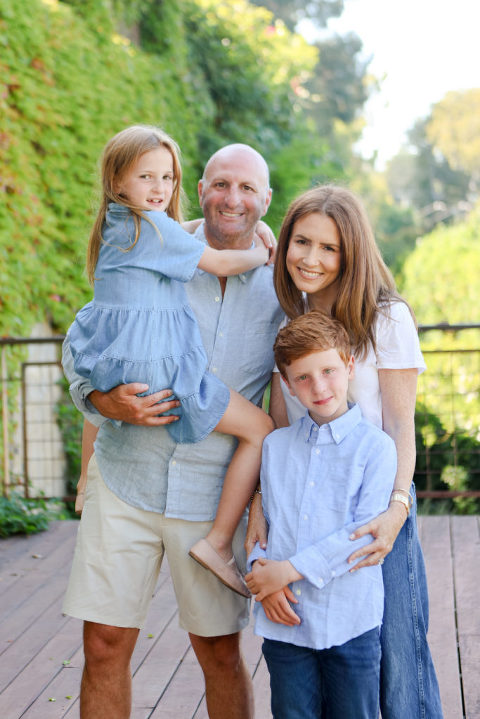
62, 144, 283, 719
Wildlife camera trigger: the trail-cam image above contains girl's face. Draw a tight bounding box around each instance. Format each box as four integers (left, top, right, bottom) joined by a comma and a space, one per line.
286, 212, 342, 306
116, 146, 174, 212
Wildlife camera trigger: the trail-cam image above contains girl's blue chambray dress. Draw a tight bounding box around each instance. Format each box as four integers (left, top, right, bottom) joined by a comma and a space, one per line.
69, 203, 230, 444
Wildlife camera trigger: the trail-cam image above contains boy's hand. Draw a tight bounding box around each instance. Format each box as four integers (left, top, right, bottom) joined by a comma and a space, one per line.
245, 558, 302, 601
261, 588, 301, 626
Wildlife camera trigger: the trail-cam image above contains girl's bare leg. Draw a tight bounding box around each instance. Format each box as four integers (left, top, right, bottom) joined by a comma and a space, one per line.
189, 390, 273, 595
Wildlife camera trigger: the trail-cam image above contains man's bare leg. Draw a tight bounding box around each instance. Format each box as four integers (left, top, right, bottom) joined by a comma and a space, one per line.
189, 632, 254, 719
80, 622, 139, 719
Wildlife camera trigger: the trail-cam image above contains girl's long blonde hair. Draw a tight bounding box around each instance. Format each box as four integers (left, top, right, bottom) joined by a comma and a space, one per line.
274, 185, 411, 358
86, 125, 186, 284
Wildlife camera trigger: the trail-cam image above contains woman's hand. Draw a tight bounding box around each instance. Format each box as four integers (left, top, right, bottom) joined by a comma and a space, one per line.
255, 220, 277, 264
245, 491, 268, 555
348, 502, 407, 571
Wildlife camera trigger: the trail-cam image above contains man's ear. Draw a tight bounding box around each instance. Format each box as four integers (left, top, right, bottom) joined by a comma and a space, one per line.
197, 179, 204, 206
263, 187, 273, 215
280, 373, 296, 398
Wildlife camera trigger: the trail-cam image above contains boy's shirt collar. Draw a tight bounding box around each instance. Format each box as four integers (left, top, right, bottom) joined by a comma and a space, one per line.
300, 402, 362, 445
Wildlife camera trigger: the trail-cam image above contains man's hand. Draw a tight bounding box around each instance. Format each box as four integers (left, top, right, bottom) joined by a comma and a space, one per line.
245, 558, 302, 601
261, 588, 301, 626
89, 384, 181, 426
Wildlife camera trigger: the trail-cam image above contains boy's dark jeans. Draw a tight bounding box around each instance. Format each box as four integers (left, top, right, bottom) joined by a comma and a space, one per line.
262, 627, 381, 718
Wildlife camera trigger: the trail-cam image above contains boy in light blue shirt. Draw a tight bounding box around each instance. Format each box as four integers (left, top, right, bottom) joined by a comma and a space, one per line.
246, 311, 397, 719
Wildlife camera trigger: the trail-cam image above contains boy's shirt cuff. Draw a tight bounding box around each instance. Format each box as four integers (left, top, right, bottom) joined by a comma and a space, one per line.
246, 542, 267, 572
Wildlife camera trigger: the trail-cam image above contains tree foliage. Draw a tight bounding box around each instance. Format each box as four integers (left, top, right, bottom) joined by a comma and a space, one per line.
426, 88, 480, 178
250, 0, 344, 31
0, 0, 344, 338
400, 206, 480, 327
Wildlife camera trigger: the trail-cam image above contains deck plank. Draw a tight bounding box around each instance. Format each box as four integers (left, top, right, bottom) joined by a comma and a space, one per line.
451, 516, 480, 719
419, 515, 463, 718
0, 517, 478, 719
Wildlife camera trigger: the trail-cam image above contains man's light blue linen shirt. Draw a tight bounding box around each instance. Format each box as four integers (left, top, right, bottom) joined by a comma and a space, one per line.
248, 404, 397, 650
63, 223, 283, 519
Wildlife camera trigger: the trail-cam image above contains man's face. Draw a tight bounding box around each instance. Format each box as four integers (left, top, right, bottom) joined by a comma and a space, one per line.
198, 147, 272, 249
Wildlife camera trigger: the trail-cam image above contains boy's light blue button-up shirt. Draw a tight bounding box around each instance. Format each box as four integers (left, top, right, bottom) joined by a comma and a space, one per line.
248, 404, 397, 650
63, 223, 284, 519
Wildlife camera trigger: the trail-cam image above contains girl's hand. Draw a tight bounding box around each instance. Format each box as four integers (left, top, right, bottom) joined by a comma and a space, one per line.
181, 218, 203, 234
261, 588, 300, 626
255, 220, 277, 264
245, 491, 268, 555
348, 502, 407, 571
253, 232, 271, 264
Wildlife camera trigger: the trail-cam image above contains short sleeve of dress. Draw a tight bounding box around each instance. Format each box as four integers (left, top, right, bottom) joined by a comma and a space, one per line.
102, 205, 205, 284
146, 211, 206, 282
375, 301, 426, 374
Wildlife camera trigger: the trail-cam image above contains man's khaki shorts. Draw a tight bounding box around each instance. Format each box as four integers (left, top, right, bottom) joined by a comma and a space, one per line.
62, 455, 250, 635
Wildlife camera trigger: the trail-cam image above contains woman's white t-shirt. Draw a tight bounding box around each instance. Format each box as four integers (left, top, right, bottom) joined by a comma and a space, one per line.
278, 301, 426, 429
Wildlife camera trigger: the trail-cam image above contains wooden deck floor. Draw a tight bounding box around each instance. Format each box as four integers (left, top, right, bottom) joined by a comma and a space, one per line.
0, 516, 478, 719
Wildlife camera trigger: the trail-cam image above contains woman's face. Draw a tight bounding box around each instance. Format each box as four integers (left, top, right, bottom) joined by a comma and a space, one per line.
285, 212, 342, 304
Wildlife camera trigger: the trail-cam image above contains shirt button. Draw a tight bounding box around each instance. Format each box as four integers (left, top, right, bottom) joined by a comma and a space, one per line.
171, 460, 177, 466
318, 579, 324, 587
214, 296, 220, 302
315, 449, 320, 455
303, 514, 308, 521
295, 588, 301, 596
212, 367, 217, 373
309, 481, 315, 487
331, 569, 336, 577
219, 331, 224, 337
312, 426, 318, 432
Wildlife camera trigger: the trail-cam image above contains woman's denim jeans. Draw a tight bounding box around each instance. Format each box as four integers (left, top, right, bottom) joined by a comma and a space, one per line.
380, 486, 443, 718
263, 628, 381, 719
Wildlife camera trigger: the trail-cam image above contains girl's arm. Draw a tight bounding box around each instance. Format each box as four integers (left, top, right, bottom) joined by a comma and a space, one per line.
182, 218, 276, 261
198, 239, 268, 276
75, 419, 98, 514
348, 368, 418, 568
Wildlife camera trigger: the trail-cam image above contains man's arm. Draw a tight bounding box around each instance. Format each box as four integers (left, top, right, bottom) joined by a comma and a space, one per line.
62, 335, 180, 426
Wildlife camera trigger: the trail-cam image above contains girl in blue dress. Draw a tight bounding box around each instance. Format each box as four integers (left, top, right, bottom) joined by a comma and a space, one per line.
68, 125, 274, 597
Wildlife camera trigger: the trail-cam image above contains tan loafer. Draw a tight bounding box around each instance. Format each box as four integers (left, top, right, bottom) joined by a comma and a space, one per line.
189, 538, 251, 598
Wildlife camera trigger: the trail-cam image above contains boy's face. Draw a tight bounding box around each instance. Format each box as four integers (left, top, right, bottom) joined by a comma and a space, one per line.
282, 348, 354, 426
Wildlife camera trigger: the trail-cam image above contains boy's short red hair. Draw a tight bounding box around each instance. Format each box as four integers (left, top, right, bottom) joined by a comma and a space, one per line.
274, 310, 352, 376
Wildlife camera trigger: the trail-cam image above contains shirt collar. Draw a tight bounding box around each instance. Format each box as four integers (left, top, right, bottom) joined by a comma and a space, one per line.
300, 403, 362, 445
